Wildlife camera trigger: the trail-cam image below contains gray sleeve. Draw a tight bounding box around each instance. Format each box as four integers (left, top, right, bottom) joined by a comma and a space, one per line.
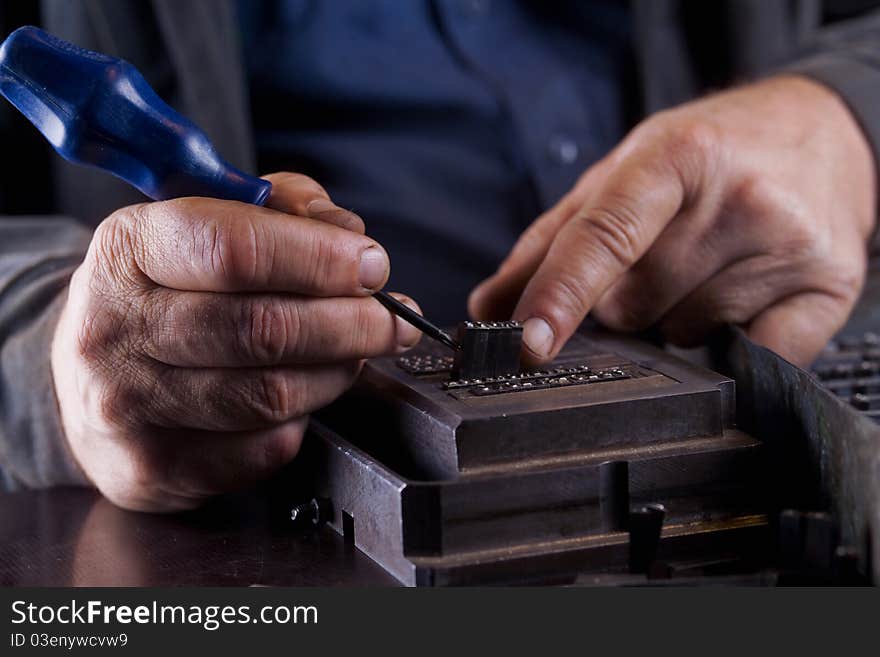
780, 9, 880, 250
0, 216, 92, 489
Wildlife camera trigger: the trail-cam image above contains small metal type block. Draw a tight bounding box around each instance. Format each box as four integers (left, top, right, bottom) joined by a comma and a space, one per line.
443, 365, 631, 397
396, 348, 632, 397
396, 353, 455, 375
452, 321, 523, 381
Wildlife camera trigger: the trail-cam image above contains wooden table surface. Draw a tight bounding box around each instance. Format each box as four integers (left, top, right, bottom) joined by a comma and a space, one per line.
0, 486, 398, 586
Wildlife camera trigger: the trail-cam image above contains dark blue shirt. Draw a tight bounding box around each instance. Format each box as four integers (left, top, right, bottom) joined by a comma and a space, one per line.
241, 0, 632, 323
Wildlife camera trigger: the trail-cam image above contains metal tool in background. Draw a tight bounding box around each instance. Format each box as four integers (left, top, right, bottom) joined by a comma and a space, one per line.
0, 25, 457, 350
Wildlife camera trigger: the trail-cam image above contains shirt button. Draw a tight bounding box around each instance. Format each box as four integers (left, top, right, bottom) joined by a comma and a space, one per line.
548, 135, 579, 165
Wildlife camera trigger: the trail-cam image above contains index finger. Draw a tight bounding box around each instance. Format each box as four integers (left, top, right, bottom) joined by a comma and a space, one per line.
262, 172, 366, 233
512, 151, 686, 363
126, 197, 389, 296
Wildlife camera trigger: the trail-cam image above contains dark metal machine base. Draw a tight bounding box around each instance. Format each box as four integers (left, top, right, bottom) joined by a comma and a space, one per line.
296, 331, 773, 586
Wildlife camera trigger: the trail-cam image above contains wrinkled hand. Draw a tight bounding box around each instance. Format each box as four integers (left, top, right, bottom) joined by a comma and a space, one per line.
470, 77, 877, 367
51, 173, 420, 511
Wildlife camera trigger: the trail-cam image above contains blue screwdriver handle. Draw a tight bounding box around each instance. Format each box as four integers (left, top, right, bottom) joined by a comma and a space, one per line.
0, 26, 271, 205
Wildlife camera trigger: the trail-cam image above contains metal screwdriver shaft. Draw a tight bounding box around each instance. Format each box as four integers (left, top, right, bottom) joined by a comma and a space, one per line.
374, 291, 461, 351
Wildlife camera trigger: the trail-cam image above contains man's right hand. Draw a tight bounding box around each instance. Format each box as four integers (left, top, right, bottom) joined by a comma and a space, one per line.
50, 172, 421, 511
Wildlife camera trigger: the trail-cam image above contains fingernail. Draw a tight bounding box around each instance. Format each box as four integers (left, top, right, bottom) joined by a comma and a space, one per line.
359, 246, 389, 290
306, 198, 337, 216
522, 317, 555, 359
391, 294, 423, 348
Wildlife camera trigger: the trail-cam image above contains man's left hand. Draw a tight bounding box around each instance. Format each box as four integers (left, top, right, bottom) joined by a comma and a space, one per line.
469, 76, 877, 367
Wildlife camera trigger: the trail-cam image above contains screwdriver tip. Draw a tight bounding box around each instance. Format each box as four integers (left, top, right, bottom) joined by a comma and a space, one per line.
374, 290, 461, 351
438, 331, 462, 351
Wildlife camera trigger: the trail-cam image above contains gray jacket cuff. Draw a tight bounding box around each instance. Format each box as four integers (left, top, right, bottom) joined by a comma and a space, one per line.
0, 217, 91, 489
0, 288, 89, 489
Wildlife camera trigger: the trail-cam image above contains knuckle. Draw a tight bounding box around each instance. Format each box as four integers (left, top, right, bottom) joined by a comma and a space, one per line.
707, 288, 753, 325
769, 227, 827, 271
74, 296, 136, 366
734, 176, 826, 258
822, 258, 865, 304
93, 209, 135, 257
576, 203, 642, 268
664, 119, 724, 189
732, 172, 773, 209
783, 219, 827, 260
769, 215, 824, 262
200, 216, 265, 287
95, 373, 146, 428
142, 291, 221, 364
251, 370, 301, 424
722, 176, 771, 234
301, 230, 339, 290
90, 207, 147, 284
671, 120, 721, 163
238, 300, 293, 364
347, 301, 379, 355
73, 303, 116, 364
